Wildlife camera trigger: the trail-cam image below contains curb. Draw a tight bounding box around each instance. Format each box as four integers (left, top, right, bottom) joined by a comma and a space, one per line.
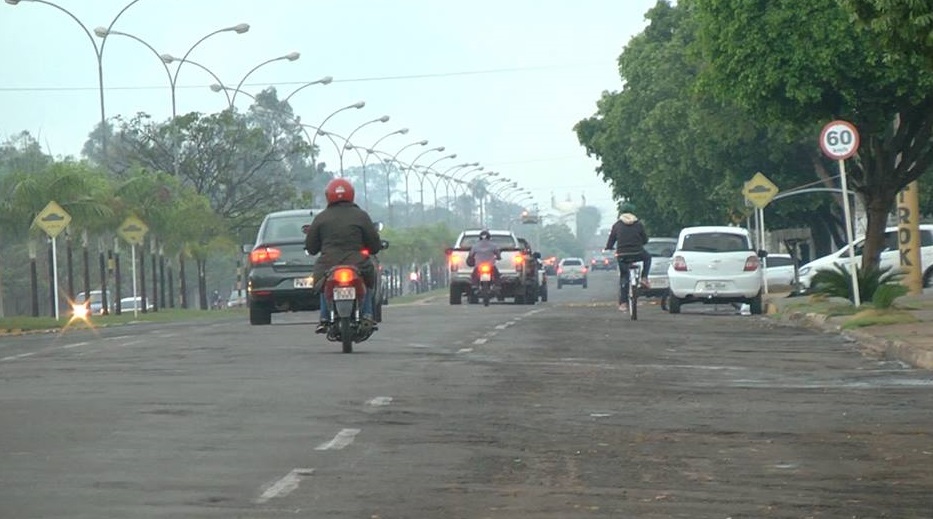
771, 309, 933, 370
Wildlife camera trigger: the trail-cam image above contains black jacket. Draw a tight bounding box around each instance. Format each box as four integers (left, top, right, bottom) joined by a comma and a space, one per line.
605, 213, 648, 255
305, 201, 382, 286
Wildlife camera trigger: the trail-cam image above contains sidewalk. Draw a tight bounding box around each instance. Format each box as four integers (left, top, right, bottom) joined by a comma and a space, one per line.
764, 290, 933, 370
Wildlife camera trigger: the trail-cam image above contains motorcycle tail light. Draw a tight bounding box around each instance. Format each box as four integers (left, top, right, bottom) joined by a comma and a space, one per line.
672, 256, 688, 271
480, 264, 492, 274
333, 267, 356, 284
743, 255, 760, 271
250, 247, 281, 264
361, 248, 370, 257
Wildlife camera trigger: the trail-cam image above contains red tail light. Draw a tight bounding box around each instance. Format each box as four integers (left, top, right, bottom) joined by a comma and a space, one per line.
479, 264, 492, 274
513, 255, 524, 265
672, 256, 687, 271
743, 256, 760, 271
361, 249, 370, 257
250, 247, 281, 264
582, 267, 588, 273
333, 267, 356, 284
557, 267, 563, 274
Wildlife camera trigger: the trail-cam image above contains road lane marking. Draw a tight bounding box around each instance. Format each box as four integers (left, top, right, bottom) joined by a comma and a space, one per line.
118, 339, 144, 347
1, 352, 36, 362
256, 468, 314, 503
315, 428, 361, 451
473, 338, 488, 345
366, 396, 393, 406
457, 348, 473, 354
62, 342, 88, 349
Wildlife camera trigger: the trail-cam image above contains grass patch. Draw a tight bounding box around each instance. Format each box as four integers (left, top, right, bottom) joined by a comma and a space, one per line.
1, 308, 244, 332
841, 309, 920, 329
782, 297, 859, 317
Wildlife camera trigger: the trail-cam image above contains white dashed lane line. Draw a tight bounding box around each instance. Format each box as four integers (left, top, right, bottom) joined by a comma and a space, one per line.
315, 428, 361, 451
366, 396, 393, 406
472, 338, 488, 345
256, 468, 314, 503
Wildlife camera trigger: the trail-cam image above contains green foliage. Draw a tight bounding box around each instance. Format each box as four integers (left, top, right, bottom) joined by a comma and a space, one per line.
871, 282, 909, 310
378, 224, 456, 267
810, 264, 905, 303
538, 223, 584, 259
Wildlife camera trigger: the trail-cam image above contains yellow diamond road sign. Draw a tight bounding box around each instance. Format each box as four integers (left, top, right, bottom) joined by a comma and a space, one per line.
743, 172, 779, 209
118, 216, 149, 246
33, 200, 72, 238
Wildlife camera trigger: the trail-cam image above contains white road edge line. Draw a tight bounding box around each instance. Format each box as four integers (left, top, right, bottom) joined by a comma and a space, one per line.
62, 342, 88, 349
457, 348, 474, 354
256, 468, 314, 503
315, 428, 361, 451
473, 338, 488, 345
366, 396, 393, 406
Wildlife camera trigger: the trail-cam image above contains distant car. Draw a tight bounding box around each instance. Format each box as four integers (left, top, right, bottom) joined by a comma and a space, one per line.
644, 237, 677, 298
557, 257, 588, 288
227, 289, 248, 308
589, 251, 615, 271
120, 296, 154, 312
246, 209, 322, 325
75, 289, 113, 315
764, 253, 798, 288
667, 226, 767, 314
796, 224, 933, 291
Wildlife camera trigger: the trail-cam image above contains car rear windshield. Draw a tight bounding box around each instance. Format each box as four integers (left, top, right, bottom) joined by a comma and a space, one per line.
459, 235, 517, 249
681, 232, 750, 253
562, 259, 583, 266
645, 241, 676, 257
261, 215, 312, 243
766, 256, 796, 267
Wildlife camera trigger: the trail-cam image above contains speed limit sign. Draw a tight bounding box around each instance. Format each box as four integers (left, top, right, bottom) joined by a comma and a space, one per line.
820, 120, 860, 160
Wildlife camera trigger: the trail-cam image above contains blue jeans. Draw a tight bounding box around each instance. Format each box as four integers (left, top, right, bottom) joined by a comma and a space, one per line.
319, 289, 373, 321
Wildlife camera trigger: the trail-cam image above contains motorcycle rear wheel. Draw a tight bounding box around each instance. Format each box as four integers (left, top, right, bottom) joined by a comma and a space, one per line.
339, 318, 353, 353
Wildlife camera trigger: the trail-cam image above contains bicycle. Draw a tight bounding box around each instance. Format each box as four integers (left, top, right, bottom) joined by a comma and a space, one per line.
616, 255, 643, 320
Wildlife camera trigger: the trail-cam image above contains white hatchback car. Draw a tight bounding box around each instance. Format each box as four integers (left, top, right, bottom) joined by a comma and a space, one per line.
796, 224, 933, 292
667, 226, 766, 314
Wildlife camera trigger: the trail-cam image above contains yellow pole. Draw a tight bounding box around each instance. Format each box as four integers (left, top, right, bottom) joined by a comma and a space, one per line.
897, 181, 923, 295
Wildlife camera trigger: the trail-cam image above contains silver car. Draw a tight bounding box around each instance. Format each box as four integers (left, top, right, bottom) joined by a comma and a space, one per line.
644, 237, 677, 298
556, 257, 588, 289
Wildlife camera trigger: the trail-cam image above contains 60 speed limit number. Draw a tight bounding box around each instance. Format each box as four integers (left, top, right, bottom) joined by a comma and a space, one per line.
820, 120, 860, 160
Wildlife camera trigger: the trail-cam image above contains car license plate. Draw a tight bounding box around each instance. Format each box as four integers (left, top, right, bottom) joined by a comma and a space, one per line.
704, 281, 727, 290
333, 287, 356, 300
480, 273, 491, 282
293, 276, 314, 288
653, 278, 669, 288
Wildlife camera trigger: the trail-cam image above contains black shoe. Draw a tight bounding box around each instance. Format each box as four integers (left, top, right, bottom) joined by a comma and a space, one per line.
360, 315, 377, 331
315, 321, 330, 334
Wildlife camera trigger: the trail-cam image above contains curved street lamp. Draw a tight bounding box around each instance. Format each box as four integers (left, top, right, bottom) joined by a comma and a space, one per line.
403, 147, 446, 225
309, 101, 366, 173
352, 128, 408, 210
415, 154, 457, 223
7, 0, 146, 160
229, 52, 301, 108
384, 140, 428, 225
339, 115, 389, 176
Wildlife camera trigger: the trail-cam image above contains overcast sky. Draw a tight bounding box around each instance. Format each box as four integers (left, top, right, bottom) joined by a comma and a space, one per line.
1, 0, 655, 221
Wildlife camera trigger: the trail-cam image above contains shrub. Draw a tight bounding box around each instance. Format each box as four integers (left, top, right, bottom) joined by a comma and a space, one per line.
871, 283, 909, 310
810, 264, 905, 304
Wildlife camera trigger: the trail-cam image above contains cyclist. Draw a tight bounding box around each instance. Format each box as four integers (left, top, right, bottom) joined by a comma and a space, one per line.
605, 201, 651, 312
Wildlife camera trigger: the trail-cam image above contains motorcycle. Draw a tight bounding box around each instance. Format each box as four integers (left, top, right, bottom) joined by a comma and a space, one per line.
473, 262, 496, 307
321, 264, 373, 353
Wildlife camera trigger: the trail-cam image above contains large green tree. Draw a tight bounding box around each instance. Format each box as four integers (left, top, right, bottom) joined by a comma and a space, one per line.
694, 0, 933, 268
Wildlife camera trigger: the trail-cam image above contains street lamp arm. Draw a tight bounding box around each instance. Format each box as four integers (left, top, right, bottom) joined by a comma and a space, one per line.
103, 31, 173, 108
231, 52, 301, 108
172, 23, 249, 87
99, 0, 145, 55
283, 76, 334, 104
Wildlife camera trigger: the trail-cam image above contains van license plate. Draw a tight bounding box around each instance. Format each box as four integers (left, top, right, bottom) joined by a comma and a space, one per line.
334, 287, 356, 300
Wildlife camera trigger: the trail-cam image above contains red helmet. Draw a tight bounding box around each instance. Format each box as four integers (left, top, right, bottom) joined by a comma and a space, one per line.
325, 178, 355, 204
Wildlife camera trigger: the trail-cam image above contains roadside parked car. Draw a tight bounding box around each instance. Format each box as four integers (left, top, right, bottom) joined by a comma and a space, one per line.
75, 290, 113, 315
120, 296, 154, 312
764, 253, 798, 288
557, 257, 588, 289
667, 226, 767, 314
796, 224, 933, 291
644, 237, 677, 299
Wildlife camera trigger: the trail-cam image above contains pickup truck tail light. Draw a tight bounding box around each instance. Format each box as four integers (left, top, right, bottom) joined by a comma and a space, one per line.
513, 255, 524, 265
557, 267, 563, 274
250, 247, 281, 265
743, 255, 760, 271
672, 256, 687, 271
449, 254, 460, 271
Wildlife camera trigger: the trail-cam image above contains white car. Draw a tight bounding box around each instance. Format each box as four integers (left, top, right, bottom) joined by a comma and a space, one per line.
797, 224, 933, 291
764, 253, 798, 287
556, 257, 588, 289
667, 226, 766, 314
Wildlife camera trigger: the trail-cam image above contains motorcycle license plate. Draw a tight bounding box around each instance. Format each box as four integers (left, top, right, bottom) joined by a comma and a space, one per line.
333, 286, 356, 300
480, 273, 491, 282
293, 276, 314, 289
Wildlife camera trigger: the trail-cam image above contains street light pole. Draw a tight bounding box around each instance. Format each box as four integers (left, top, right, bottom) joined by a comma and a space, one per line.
339, 115, 390, 177
404, 147, 446, 226
385, 140, 428, 226
416, 154, 457, 223
6, 0, 146, 163
229, 52, 301, 108
309, 102, 366, 174
355, 128, 408, 211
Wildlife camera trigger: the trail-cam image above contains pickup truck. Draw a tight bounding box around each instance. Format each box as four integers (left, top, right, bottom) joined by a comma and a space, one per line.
447, 229, 540, 305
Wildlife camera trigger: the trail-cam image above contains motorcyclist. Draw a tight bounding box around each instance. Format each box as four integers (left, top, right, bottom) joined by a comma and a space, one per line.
304, 178, 382, 333
605, 201, 651, 312
467, 229, 501, 287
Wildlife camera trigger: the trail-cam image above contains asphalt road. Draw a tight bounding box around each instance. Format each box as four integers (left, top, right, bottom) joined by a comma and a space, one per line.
2, 271, 932, 518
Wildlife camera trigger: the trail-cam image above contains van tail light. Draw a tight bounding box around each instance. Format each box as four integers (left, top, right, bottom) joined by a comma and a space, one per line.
672, 256, 687, 271
333, 267, 356, 284
744, 255, 760, 271
250, 247, 281, 265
